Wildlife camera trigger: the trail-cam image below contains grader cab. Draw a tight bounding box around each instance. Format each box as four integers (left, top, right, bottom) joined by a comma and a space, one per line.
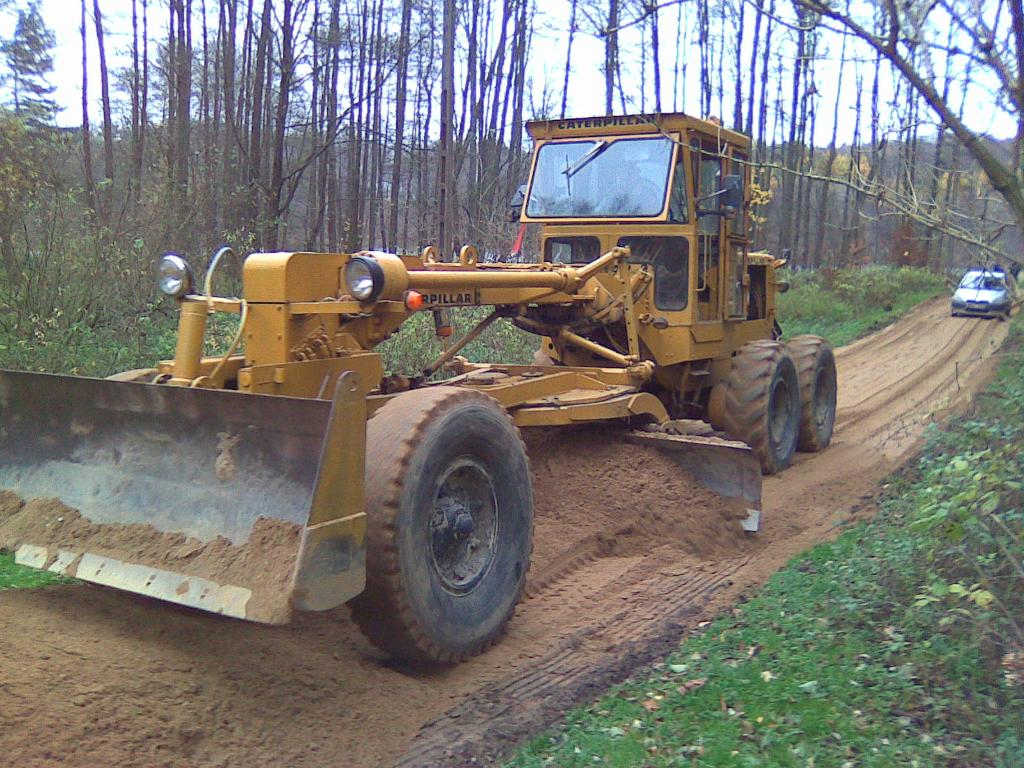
0, 113, 836, 663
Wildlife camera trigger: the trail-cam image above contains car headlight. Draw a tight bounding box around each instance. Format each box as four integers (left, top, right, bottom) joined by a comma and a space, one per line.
951, 297, 966, 307
345, 256, 385, 302
157, 254, 194, 298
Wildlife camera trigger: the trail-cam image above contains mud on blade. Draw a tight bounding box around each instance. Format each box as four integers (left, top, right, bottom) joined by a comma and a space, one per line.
0, 370, 366, 623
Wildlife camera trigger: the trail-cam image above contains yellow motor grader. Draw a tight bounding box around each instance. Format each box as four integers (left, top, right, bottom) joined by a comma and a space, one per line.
0, 113, 836, 663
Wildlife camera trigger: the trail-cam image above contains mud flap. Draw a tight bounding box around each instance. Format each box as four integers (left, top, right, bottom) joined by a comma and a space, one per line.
0, 369, 366, 623
626, 431, 763, 532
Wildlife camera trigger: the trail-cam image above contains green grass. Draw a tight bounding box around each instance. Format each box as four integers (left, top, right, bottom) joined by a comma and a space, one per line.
506, 319, 1024, 768
0, 551, 67, 589
0, 308, 248, 378
778, 265, 947, 347
0, 305, 537, 380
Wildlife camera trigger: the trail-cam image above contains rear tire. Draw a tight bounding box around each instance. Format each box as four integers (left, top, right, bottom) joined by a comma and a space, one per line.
349, 387, 533, 664
786, 335, 837, 452
721, 341, 801, 475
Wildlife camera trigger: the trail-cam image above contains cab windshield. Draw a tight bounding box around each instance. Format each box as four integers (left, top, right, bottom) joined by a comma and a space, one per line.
526, 136, 674, 218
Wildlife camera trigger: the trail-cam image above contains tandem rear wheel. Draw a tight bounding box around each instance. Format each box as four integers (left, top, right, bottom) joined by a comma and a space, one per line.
786, 335, 838, 452
715, 337, 837, 475
719, 341, 802, 475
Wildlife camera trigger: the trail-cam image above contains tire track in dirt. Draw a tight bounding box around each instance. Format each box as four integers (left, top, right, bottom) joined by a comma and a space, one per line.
0, 298, 1010, 768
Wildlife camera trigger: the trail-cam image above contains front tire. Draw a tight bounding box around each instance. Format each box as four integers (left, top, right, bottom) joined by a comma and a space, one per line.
350, 387, 533, 663
722, 341, 801, 475
786, 335, 837, 452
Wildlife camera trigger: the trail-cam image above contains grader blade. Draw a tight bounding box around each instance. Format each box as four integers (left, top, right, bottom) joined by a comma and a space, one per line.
626, 431, 763, 532
0, 370, 366, 623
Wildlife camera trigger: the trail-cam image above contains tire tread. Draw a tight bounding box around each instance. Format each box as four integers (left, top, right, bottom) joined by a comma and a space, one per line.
349, 387, 532, 664
721, 341, 799, 474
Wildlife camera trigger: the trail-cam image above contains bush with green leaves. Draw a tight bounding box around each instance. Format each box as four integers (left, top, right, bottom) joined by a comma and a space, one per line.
778, 265, 946, 346
378, 307, 537, 376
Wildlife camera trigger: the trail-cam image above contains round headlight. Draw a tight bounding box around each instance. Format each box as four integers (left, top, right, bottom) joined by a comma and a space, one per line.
345, 256, 384, 302
158, 254, 194, 298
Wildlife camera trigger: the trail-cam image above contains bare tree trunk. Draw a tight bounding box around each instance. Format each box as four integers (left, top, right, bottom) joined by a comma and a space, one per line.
814, 34, 846, 265
265, 0, 294, 250
248, 0, 271, 230
388, 0, 414, 250
698, 0, 710, 115
93, 0, 114, 225
745, 0, 763, 136
141, 0, 148, 187
438, 0, 456, 253
605, 0, 618, 115
81, 0, 97, 220
651, 2, 661, 112
130, 0, 142, 197
173, 0, 192, 238
777, 6, 804, 256
219, 0, 236, 210
561, 0, 577, 119
732, 0, 744, 128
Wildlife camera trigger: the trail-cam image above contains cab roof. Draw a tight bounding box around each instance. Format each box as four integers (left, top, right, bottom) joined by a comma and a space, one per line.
525, 112, 751, 150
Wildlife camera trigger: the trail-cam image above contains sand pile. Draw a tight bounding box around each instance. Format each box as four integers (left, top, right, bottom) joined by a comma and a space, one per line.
525, 425, 757, 591
0, 490, 301, 622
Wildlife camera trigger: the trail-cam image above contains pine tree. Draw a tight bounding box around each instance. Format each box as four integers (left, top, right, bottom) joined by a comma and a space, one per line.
3, 1, 57, 125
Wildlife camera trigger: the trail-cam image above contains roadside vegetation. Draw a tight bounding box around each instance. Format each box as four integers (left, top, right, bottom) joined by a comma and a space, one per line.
506, 319, 1024, 768
778, 265, 947, 347
0, 551, 65, 589
0, 263, 943, 380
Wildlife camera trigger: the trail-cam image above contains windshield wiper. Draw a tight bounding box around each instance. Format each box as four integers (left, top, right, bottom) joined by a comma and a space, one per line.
562, 140, 610, 178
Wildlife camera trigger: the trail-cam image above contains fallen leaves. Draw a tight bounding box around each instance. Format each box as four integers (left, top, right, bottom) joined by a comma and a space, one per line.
676, 677, 707, 696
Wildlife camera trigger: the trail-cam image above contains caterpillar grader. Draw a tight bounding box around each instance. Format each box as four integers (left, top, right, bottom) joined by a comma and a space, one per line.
0, 113, 836, 663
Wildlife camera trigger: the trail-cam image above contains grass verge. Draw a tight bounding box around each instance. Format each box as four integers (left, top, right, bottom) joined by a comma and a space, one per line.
778, 265, 947, 347
506, 319, 1024, 768
0, 552, 67, 590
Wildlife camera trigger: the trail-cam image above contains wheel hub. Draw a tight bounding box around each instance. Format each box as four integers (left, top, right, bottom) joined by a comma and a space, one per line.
429, 459, 498, 594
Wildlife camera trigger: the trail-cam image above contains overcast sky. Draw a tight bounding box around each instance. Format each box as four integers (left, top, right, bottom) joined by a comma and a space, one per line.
1, 0, 1015, 146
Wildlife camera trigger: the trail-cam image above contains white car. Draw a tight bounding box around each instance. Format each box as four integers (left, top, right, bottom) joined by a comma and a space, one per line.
951, 268, 1018, 320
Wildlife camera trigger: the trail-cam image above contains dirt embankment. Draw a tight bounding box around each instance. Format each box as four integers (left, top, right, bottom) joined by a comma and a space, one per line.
0, 298, 1009, 768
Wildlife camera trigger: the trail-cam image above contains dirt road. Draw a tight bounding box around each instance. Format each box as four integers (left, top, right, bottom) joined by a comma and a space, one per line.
0, 299, 1009, 768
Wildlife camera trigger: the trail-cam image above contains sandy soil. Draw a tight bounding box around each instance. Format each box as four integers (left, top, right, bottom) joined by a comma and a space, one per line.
0, 299, 1009, 768
0, 494, 301, 623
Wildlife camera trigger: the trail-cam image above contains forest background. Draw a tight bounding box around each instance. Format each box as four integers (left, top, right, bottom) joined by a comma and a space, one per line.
0, 0, 1022, 373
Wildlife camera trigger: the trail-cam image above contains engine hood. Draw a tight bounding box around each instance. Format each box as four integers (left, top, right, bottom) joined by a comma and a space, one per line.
953, 287, 1008, 304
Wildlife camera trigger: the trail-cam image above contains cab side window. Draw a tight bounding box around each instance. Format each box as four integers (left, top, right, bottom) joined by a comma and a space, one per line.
545, 236, 602, 264
618, 236, 689, 311
668, 158, 689, 223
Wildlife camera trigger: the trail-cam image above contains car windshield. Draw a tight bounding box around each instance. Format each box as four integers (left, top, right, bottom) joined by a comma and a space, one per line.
526, 136, 674, 218
960, 273, 1005, 291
